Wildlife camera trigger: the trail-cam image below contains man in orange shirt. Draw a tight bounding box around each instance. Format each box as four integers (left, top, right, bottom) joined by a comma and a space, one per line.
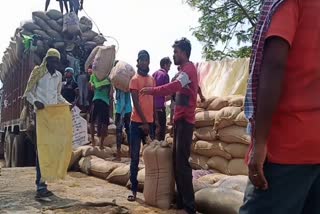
127, 50, 156, 202
241, 0, 320, 213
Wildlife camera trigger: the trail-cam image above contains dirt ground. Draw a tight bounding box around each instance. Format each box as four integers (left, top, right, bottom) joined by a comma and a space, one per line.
0, 165, 177, 214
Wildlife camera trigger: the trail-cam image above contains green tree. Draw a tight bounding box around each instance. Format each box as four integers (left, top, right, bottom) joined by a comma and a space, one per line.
186, 0, 262, 60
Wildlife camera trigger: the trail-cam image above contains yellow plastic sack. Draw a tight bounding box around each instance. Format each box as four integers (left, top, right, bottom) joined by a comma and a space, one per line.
36, 104, 73, 182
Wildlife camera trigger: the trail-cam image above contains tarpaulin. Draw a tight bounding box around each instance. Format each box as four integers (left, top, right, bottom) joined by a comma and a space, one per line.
36, 104, 73, 182
196, 58, 249, 97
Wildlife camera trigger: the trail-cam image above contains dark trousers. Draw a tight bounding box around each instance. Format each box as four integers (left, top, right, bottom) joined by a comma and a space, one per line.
155, 108, 167, 141
115, 112, 131, 150
35, 151, 47, 192
240, 163, 320, 214
129, 122, 154, 193
173, 119, 196, 214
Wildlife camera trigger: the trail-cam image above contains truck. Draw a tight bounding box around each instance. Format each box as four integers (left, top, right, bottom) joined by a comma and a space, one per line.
0, 10, 105, 167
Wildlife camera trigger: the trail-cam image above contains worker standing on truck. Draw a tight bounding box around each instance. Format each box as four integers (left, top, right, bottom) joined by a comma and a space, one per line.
45, 0, 69, 14
23, 48, 69, 201
140, 38, 198, 214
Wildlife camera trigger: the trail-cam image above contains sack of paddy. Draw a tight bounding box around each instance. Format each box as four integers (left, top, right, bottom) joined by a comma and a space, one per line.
194, 127, 216, 141
90, 158, 124, 179
79, 156, 94, 175
32, 11, 50, 21
107, 165, 130, 186
93, 35, 107, 45
143, 140, 174, 210
193, 179, 211, 193
207, 97, 228, 111
63, 12, 80, 35
197, 173, 229, 185
207, 156, 229, 174
234, 111, 248, 127
195, 108, 205, 114
82, 30, 98, 41
108, 124, 117, 135
228, 95, 244, 107
195, 187, 244, 214
32, 16, 51, 32
195, 111, 217, 128
193, 169, 215, 180
192, 140, 231, 160
214, 107, 242, 130
224, 143, 248, 158
47, 20, 63, 32
81, 145, 113, 159
109, 61, 136, 92
213, 175, 248, 193
46, 9, 63, 20
218, 125, 250, 145
189, 154, 209, 170
103, 134, 117, 147
33, 30, 51, 40
228, 159, 248, 176
111, 144, 130, 157
21, 21, 41, 32
68, 148, 83, 170
92, 45, 116, 80
46, 29, 62, 40
197, 96, 217, 109
126, 168, 145, 192
80, 16, 93, 30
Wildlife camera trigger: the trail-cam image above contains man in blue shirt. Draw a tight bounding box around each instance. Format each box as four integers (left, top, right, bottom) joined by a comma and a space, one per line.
114, 88, 132, 161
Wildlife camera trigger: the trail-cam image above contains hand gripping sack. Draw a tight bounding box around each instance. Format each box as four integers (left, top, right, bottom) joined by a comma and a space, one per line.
143, 140, 174, 210
92, 45, 116, 80
109, 61, 136, 92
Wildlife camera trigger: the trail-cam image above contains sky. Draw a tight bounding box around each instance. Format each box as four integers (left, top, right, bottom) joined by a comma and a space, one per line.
0, 0, 204, 80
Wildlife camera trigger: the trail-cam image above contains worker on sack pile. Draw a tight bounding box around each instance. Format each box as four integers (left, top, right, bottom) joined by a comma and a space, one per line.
141, 38, 198, 214
69, 0, 84, 15
152, 57, 171, 141
240, 1, 320, 214
114, 61, 132, 161
45, 0, 69, 14
61, 67, 78, 104
24, 48, 69, 201
89, 72, 112, 150
127, 50, 157, 202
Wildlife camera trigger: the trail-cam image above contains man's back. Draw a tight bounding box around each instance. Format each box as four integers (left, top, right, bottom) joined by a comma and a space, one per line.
267, 0, 320, 164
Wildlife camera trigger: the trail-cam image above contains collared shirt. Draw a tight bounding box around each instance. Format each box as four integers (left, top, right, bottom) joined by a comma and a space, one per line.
152, 69, 170, 109
115, 88, 132, 115
26, 71, 69, 108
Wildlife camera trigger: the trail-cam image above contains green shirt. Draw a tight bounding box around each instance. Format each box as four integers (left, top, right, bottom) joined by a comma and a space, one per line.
93, 85, 110, 105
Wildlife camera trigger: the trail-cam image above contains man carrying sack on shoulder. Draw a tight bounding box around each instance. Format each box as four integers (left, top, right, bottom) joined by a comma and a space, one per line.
24, 48, 72, 202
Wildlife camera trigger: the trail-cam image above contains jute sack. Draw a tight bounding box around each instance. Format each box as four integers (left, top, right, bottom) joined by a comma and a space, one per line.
195, 111, 217, 128
228, 96, 244, 107
93, 35, 107, 45
32, 11, 50, 21
207, 156, 229, 174
224, 143, 248, 158
81, 146, 113, 159
193, 179, 211, 193
33, 30, 51, 40
143, 141, 174, 210
47, 20, 63, 32
68, 148, 83, 170
189, 154, 209, 170
107, 165, 130, 186
82, 30, 98, 41
93, 45, 116, 80
195, 108, 205, 114
46, 9, 63, 20
126, 168, 145, 192
213, 175, 248, 193
207, 97, 228, 111
111, 144, 130, 157
192, 140, 231, 160
90, 158, 123, 179
108, 124, 117, 135
228, 159, 248, 176
103, 134, 117, 147
85, 46, 100, 71
109, 61, 136, 92
195, 188, 244, 214
214, 107, 242, 130
79, 156, 96, 175
218, 126, 250, 145
197, 96, 217, 109
234, 111, 248, 127
33, 16, 51, 32
63, 12, 80, 35
80, 16, 93, 30
198, 173, 229, 185
46, 29, 63, 40
194, 127, 216, 141
21, 21, 41, 32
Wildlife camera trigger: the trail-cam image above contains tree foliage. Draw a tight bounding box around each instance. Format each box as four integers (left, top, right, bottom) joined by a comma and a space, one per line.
186, 0, 262, 60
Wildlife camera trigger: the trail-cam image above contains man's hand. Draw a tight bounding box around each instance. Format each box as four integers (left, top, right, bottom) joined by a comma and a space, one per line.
140, 87, 153, 96
34, 101, 45, 110
140, 123, 150, 135
248, 143, 268, 190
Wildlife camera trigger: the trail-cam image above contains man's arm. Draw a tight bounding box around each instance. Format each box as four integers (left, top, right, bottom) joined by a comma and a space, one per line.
131, 90, 148, 124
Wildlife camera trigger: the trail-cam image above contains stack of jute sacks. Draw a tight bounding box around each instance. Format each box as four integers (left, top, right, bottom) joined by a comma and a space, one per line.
190, 95, 250, 176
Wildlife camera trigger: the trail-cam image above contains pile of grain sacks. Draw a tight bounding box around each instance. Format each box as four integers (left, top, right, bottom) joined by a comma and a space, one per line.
190, 95, 250, 176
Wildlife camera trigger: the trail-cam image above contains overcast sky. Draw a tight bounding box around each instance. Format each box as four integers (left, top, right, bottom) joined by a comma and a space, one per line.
0, 0, 204, 79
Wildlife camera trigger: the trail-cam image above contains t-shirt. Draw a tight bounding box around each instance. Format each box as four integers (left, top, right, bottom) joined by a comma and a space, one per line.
151, 62, 198, 124
93, 85, 110, 105
266, 0, 320, 164
61, 79, 78, 103
115, 88, 132, 114
129, 74, 155, 123
152, 69, 170, 109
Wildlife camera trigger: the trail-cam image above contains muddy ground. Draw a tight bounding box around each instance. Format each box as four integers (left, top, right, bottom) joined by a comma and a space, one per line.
0, 165, 176, 214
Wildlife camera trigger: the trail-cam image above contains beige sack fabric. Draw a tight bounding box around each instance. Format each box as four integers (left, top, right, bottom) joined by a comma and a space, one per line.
82, 146, 114, 159
107, 165, 131, 186
197, 173, 229, 185
189, 154, 209, 170
109, 61, 136, 92
195, 111, 217, 128
228, 159, 248, 175
85, 46, 100, 71
126, 168, 145, 192
92, 45, 116, 80
218, 126, 250, 145
68, 148, 83, 170
197, 96, 217, 109
62, 12, 80, 34
234, 111, 248, 127
224, 143, 248, 158
214, 107, 242, 130
228, 96, 244, 107
111, 144, 130, 158
143, 141, 174, 210
90, 159, 123, 179
213, 175, 248, 193
192, 140, 231, 160
194, 127, 216, 141
207, 97, 228, 111
207, 156, 229, 174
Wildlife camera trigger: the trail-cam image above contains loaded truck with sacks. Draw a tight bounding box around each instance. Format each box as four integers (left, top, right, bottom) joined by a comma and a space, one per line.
0, 10, 108, 168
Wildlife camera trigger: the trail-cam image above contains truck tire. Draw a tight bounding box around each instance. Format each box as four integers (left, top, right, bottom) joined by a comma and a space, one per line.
11, 134, 25, 167
4, 134, 14, 167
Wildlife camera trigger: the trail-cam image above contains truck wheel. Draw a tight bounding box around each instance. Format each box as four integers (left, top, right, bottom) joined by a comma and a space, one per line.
4, 134, 14, 167
11, 135, 25, 167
